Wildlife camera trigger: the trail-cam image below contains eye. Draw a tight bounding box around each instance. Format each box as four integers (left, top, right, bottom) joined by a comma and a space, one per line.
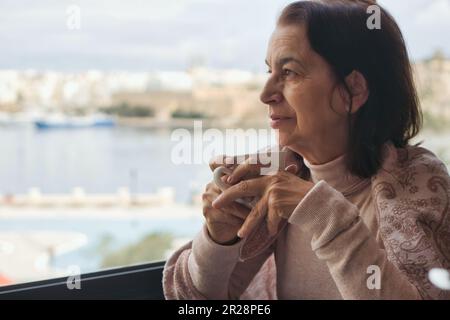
282, 68, 295, 77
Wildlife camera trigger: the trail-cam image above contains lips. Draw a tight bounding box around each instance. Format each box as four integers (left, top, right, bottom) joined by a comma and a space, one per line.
270, 115, 292, 120
269, 114, 295, 129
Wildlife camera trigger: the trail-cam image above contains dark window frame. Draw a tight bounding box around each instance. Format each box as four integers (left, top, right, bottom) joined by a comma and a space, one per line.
0, 260, 165, 300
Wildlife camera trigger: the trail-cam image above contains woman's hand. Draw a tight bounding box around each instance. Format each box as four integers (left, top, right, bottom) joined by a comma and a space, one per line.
211, 167, 315, 238
202, 178, 252, 245
209, 146, 304, 183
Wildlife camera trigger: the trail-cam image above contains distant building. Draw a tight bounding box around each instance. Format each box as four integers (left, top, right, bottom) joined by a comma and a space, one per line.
1, 54, 448, 126
414, 50, 450, 119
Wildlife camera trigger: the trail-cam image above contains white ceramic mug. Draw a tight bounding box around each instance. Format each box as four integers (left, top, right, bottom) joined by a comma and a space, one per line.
212, 150, 287, 209
213, 166, 257, 209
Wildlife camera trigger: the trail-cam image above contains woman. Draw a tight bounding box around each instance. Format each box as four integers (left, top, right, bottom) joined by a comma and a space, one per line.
163, 0, 450, 299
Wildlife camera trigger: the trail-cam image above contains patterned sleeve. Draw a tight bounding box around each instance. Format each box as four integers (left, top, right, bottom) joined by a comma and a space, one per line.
373, 145, 450, 299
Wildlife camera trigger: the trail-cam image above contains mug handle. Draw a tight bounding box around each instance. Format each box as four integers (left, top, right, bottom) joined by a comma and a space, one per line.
213, 166, 233, 191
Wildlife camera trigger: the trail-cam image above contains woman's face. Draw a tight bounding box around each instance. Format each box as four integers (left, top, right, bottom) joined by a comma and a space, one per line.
261, 24, 350, 164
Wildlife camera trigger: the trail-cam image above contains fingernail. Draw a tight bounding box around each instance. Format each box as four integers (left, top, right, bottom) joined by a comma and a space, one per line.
227, 176, 233, 184
285, 164, 298, 174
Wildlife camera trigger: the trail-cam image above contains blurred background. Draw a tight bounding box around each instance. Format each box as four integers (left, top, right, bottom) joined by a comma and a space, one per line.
0, 0, 449, 286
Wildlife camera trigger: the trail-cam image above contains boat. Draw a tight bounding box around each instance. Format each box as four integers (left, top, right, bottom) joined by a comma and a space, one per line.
34, 114, 115, 129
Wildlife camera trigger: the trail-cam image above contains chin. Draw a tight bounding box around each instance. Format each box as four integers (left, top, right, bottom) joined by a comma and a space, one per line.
276, 131, 293, 147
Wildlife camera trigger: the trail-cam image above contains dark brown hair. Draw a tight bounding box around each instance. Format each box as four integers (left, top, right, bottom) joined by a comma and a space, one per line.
278, 0, 422, 178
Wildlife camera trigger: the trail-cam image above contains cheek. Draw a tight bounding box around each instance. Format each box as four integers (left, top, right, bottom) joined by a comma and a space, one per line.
283, 82, 343, 142
285, 84, 322, 128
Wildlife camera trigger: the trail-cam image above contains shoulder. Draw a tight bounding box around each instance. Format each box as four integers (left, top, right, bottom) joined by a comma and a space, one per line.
370, 141, 450, 234
370, 143, 450, 300
372, 141, 449, 191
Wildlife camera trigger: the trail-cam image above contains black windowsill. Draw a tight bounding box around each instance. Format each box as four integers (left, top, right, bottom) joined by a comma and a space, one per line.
0, 260, 166, 300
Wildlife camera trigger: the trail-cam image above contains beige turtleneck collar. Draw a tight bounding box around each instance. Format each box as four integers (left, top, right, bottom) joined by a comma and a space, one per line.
302, 153, 370, 197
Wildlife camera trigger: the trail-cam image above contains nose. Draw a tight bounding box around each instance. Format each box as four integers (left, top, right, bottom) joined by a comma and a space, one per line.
260, 77, 283, 105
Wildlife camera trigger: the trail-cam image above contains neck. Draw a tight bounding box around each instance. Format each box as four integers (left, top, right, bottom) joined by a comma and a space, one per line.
288, 140, 348, 165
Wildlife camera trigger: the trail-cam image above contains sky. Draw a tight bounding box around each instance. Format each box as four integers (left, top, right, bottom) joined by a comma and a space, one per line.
0, 0, 449, 72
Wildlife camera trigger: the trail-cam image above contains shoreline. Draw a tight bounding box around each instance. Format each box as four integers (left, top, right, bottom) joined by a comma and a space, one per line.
116, 116, 267, 130
0, 203, 202, 220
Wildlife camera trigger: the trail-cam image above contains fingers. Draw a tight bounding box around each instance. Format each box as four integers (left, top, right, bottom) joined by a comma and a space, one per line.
212, 177, 266, 209
221, 174, 229, 184
213, 167, 233, 191
227, 201, 252, 220
203, 205, 244, 227
203, 183, 250, 220
202, 188, 218, 208
228, 149, 302, 184
208, 148, 302, 177
267, 206, 284, 236
204, 181, 221, 194
236, 198, 285, 238
208, 154, 237, 172
237, 195, 268, 238
227, 155, 261, 184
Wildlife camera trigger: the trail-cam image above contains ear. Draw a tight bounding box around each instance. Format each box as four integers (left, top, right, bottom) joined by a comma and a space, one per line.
344, 70, 369, 114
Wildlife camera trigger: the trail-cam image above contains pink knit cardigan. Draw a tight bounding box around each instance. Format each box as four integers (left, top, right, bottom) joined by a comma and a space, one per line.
162, 143, 450, 300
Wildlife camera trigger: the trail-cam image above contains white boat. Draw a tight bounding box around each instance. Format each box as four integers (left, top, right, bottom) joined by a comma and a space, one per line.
34, 114, 115, 129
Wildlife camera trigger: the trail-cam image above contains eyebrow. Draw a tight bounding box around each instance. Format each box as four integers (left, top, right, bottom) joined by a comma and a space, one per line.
265, 57, 306, 70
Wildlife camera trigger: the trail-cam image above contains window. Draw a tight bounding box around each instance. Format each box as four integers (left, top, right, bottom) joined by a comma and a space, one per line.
0, 0, 449, 292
